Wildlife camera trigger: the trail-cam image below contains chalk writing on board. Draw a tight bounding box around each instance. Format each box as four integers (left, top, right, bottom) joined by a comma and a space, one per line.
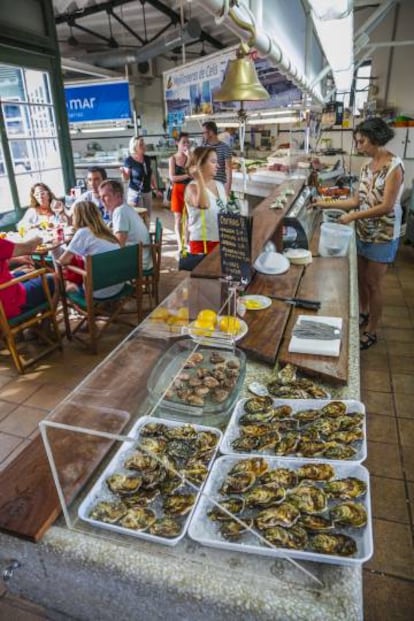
218, 213, 251, 282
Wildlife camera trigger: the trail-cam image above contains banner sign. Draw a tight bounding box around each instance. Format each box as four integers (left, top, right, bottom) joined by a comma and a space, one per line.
64, 81, 132, 124
163, 46, 301, 132
218, 213, 252, 283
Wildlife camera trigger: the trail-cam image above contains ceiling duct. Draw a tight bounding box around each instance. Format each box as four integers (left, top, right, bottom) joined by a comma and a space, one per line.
86, 18, 201, 68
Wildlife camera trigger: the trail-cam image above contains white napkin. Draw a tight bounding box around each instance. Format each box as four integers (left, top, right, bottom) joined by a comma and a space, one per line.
288, 315, 343, 357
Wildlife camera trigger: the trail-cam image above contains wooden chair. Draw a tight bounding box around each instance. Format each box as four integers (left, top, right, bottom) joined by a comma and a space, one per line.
0, 268, 62, 374
58, 245, 140, 353
137, 217, 163, 318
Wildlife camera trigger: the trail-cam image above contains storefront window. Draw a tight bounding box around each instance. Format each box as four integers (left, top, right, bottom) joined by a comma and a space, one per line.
0, 64, 65, 215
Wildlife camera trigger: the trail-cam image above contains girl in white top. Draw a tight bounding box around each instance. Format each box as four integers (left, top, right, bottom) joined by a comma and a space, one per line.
58, 201, 124, 299
184, 147, 228, 254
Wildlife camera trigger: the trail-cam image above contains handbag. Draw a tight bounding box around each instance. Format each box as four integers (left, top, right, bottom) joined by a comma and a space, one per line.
166, 183, 173, 202
178, 208, 208, 271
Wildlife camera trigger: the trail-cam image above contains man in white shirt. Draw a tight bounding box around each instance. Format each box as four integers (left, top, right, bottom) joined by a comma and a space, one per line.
99, 179, 152, 270
72, 166, 110, 223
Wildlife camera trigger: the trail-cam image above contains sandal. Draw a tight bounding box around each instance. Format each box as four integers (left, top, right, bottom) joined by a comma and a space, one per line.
360, 332, 377, 350
359, 312, 370, 327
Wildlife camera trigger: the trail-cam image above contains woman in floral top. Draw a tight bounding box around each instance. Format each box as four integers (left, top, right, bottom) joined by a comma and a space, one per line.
313, 118, 404, 350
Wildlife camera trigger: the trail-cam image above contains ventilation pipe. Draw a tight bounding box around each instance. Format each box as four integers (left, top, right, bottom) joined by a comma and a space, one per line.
201, 0, 324, 103
86, 18, 201, 68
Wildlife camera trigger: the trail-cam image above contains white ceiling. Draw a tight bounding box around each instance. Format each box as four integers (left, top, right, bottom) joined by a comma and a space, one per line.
53, 0, 239, 76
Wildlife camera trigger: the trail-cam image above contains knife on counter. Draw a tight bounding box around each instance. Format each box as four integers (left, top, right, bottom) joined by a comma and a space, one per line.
268, 295, 321, 310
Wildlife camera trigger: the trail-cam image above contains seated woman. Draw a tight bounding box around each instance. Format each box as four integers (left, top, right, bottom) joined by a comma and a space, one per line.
184, 146, 228, 255
56, 201, 124, 299
18, 183, 67, 230
0, 236, 58, 319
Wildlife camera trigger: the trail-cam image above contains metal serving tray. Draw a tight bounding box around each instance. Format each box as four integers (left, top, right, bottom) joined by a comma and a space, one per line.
220, 398, 366, 463
78, 416, 222, 546
188, 455, 373, 566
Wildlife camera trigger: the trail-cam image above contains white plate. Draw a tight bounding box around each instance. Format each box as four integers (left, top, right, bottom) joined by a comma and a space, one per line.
189, 317, 248, 344
283, 248, 311, 260
240, 295, 272, 311
253, 252, 290, 275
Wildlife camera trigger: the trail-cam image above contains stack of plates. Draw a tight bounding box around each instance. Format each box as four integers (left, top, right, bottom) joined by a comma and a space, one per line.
253, 252, 290, 275
284, 248, 312, 265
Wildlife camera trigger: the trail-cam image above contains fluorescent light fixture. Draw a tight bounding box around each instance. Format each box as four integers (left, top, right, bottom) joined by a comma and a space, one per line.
216, 122, 240, 128
79, 126, 128, 134
247, 116, 299, 125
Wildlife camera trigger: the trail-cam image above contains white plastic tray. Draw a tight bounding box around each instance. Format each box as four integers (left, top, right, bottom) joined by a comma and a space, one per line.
220, 398, 366, 463
188, 455, 373, 566
78, 416, 222, 546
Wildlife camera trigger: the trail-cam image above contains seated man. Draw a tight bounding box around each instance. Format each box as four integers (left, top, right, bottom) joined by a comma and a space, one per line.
99, 179, 152, 270
0, 236, 58, 319
72, 166, 110, 223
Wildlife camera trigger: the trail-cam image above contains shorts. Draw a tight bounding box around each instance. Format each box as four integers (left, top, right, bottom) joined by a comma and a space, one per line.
189, 240, 219, 254
21, 274, 55, 310
356, 238, 399, 263
170, 183, 186, 214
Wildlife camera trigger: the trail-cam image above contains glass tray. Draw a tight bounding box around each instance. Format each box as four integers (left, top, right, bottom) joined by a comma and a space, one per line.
146, 338, 246, 427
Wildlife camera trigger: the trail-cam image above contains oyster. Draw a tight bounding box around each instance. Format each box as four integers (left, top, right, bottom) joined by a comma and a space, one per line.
210, 352, 225, 364
106, 473, 142, 496
139, 436, 167, 455
239, 411, 275, 425
220, 470, 256, 494
245, 485, 286, 508
321, 401, 347, 418
188, 377, 203, 388
177, 372, 191, 381
229, 457, 269, 477
140, 423, 169, 437
330, 501, 368, 528
194, 386, 210, 396
167, 439, 196, 461
324, 477, 367, 500
310, 533, 357, 557
203, 376, 220, 389
328, 429, 364, 444
212, 389, 230, 403
244, 396, 274, 414
186, 394, 205, 406
297, 439, 327, 457
122, 489, 160, 507
255, 502, 301, 530
159, 476, 183, 495
336, 415, 364, 431
185, 352, 204, 366
259, 468, 298, 489
263, 525, 308, 550
288, 483, 328, 514
148, 517, 182, 538
240, 423, 273, 438
124, 451, 159, 472
271, 405, 293, 419
297, 463, 335, 482
294, 409, 321, 424
89, 500, 127, 523
274, 432, 299, 456
141, 465, 167, 490
197, 367, 211, 379
219, 517, 253, 540
163, 493, 196, 517
226, 358, 240, 369
323, 443, 357, 460
119, 507, 157, 530
182, 460, 208, 485
232, 436, 260, 452
307, 418, 341, 437
256, 432, 280, 452
166, 425, 198, 440
208, 497, 245, 521
297, 514, 334, 532
278, 363, 297, 385
195, 431, 218, 456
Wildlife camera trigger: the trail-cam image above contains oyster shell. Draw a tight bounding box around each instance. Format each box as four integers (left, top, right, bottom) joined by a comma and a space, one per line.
139, 436, 167, 455
182, 460, 208, 485
229, 457, 269, 477
258, 468, 298, 489
294, 409, 321, 423
195, 431, 218, 455
140, 423, 169, 437
330, 501, 368, 528
148, 517, 182, 538
119, 507, 157, 530
239, 411, 275, 425
122, 489, 160, 507
323, 443, 357, 460
310, 533, 357, 556
263, 525, 308, 550
240, 423, 273, 437
274, 432, 299, 456
220, 470, 256, 495
185, 352, 204, 366
297, 463, 335, 482
141, 465, 167, 490
210, 352, 225, 364
321, 401, 347, 418
244, 396, 274, 414
212, 389, 230, 403
202, 376, 220, 389
219, 517, 253, 540
226, 358, 240, 369
256, 432, 280, 452
336, 415, 364, 431
166, 424, 198, 440
244, 485, 286, 508
124, 451, 159, 472
307, 418, 341, 437
159, 476, 183, 495
255, 502, 301, 530
271, 405, 293, 419
89, 500, 127, 523
324, 477, 367, 500
297, 514, 334, 532
163, 493, 196, 517
288, 483, 328, 514
208, 497, 245, 521
167, 439, 196, 461
232, 436, 260, 452
106, 473, 142, 496
328, 429, 364, 444
186, 394, 205, 406
297, 439, 327, 457
278, 363, 297, 385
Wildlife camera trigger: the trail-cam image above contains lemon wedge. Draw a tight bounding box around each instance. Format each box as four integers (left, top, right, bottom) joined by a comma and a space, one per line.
219, 316, 241, 335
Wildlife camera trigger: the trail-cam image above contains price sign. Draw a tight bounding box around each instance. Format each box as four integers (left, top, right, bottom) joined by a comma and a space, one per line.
218, 213, 252, 282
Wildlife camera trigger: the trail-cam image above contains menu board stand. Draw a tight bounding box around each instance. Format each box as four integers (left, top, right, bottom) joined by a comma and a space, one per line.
218, 213, 252, 284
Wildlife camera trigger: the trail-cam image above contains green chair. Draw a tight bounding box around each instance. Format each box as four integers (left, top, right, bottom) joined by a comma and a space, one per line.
0, 268, 62, 373
58, 245, 140, 353
137, 217, 163, 318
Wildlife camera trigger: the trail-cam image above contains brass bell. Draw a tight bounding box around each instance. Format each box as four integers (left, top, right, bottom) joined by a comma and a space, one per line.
214, 45, 269, 102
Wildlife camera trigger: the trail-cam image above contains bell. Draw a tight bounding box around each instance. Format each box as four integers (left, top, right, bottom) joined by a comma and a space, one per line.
214, 46, 269, 102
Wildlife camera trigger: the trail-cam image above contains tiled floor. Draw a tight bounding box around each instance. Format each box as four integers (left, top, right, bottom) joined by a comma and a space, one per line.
0, 210, 413, 619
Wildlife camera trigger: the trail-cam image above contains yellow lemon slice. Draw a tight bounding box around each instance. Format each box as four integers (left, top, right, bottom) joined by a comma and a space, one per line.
192, 318, 216, 337
197, 309, 218, 326
151, 307, 170, 321
219, 316, 241, 335
176, 307, 189, 320
244, 299, 263, 310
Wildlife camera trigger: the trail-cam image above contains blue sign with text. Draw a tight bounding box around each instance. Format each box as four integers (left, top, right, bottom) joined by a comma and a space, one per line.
64, 81, 131, 124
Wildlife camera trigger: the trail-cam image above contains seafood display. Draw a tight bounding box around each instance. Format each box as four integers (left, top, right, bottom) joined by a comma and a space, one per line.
221, 398, 366, 462
266, 364, 330, 399
188, 456, 373, 565
146, 340, 246, 425
79, 417, 221, 546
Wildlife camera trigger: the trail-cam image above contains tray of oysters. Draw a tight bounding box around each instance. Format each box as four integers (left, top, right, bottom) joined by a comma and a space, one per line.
188, 455, 373, 565
78, 417, 222, 546
220, 397, 366, 463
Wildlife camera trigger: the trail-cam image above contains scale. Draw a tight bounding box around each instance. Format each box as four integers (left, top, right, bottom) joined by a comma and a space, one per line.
282, 185, 319, 250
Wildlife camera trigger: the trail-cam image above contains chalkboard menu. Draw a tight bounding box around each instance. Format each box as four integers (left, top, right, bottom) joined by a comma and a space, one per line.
218, 213, 252, 282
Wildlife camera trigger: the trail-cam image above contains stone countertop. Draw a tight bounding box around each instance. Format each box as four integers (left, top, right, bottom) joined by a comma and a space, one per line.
1, 247, 362, 621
